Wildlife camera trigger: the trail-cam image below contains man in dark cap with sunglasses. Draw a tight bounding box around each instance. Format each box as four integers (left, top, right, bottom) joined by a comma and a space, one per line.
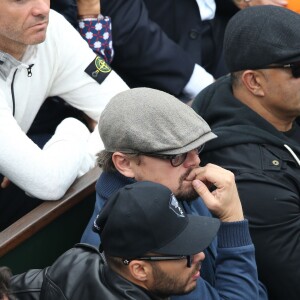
79, 87, 267, 299
192, 5, 300, 300
10, 181, 259, 299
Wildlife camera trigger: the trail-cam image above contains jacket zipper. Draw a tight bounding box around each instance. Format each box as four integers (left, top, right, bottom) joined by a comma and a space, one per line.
11, 69, 18, 116
10, 64, 34, 116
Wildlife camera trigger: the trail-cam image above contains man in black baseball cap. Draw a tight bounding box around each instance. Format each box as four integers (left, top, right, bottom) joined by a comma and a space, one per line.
11, 166, 259, 300
96, 181, 220, 297
11, 181, 258, 300
10, 180, 254, 300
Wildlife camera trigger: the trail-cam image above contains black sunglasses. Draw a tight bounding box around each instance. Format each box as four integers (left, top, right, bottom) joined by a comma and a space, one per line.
123, 255, 194, 268
258, 62, 300, 78
140, 145, 205, 167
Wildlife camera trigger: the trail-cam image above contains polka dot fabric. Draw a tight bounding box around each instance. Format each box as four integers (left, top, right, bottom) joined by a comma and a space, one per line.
78, 15, 114, 64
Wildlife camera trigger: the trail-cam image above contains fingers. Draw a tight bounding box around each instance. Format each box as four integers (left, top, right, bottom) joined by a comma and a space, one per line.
249, 0, 287, 6
1, 177, 10, 189
192, 179, 212, 201
186, 163, 231, 188
234, 0, 287, 9
190, 164, 244, 222
192, 179, 219, 211
77, 0, 100, 15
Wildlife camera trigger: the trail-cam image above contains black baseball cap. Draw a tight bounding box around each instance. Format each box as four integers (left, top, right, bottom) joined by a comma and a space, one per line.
94, 181, 220, 258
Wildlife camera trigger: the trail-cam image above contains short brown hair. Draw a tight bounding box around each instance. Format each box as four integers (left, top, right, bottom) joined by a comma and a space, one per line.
105, 255, 127, 273
97, 150, 116, 172
97, 150, 141, 172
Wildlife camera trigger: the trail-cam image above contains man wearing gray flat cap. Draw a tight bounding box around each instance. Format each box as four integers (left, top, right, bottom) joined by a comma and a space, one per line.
81, 87, 267, 299
193, 5, 300, 300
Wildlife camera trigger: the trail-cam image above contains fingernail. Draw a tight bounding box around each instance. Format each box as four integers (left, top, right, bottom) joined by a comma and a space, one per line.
192, 180, 201, 188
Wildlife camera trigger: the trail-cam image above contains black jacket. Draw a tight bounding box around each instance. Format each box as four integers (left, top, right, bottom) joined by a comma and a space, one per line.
11, 244, 165, 300
101, 0, 236, 96
51, 0, 237, 97
50, 0, 77, 28
192, 76, 300, 300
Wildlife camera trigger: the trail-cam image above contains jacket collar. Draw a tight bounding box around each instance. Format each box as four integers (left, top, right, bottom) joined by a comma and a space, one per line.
102, 264, 169, 300
0, 46, 37, 80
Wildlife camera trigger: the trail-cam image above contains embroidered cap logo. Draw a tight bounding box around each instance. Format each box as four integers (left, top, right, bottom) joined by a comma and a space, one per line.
169, 194, 185, 217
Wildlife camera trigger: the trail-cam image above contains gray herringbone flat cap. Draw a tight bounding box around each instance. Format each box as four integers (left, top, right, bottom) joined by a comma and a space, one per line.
99, 88, 216, 155
224, 5, 300, 72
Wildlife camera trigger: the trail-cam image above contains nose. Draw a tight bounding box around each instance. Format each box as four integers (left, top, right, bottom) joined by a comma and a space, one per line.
194, 252, 205, 262
31, 0, 50, 17
193, 252, 205, 265
183, 149, 200, 168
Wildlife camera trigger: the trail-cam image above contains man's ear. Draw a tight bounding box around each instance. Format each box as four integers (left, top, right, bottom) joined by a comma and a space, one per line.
128, 260, 150, 282
241, 70, 265, 97
112, 152, 135, 178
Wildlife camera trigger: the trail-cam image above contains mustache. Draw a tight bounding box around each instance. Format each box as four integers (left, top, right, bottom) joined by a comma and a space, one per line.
179, 168, 194, 182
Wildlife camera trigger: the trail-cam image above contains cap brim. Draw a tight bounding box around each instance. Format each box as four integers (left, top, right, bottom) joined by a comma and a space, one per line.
154, 215, 220, 255
156, 131, 217, 155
